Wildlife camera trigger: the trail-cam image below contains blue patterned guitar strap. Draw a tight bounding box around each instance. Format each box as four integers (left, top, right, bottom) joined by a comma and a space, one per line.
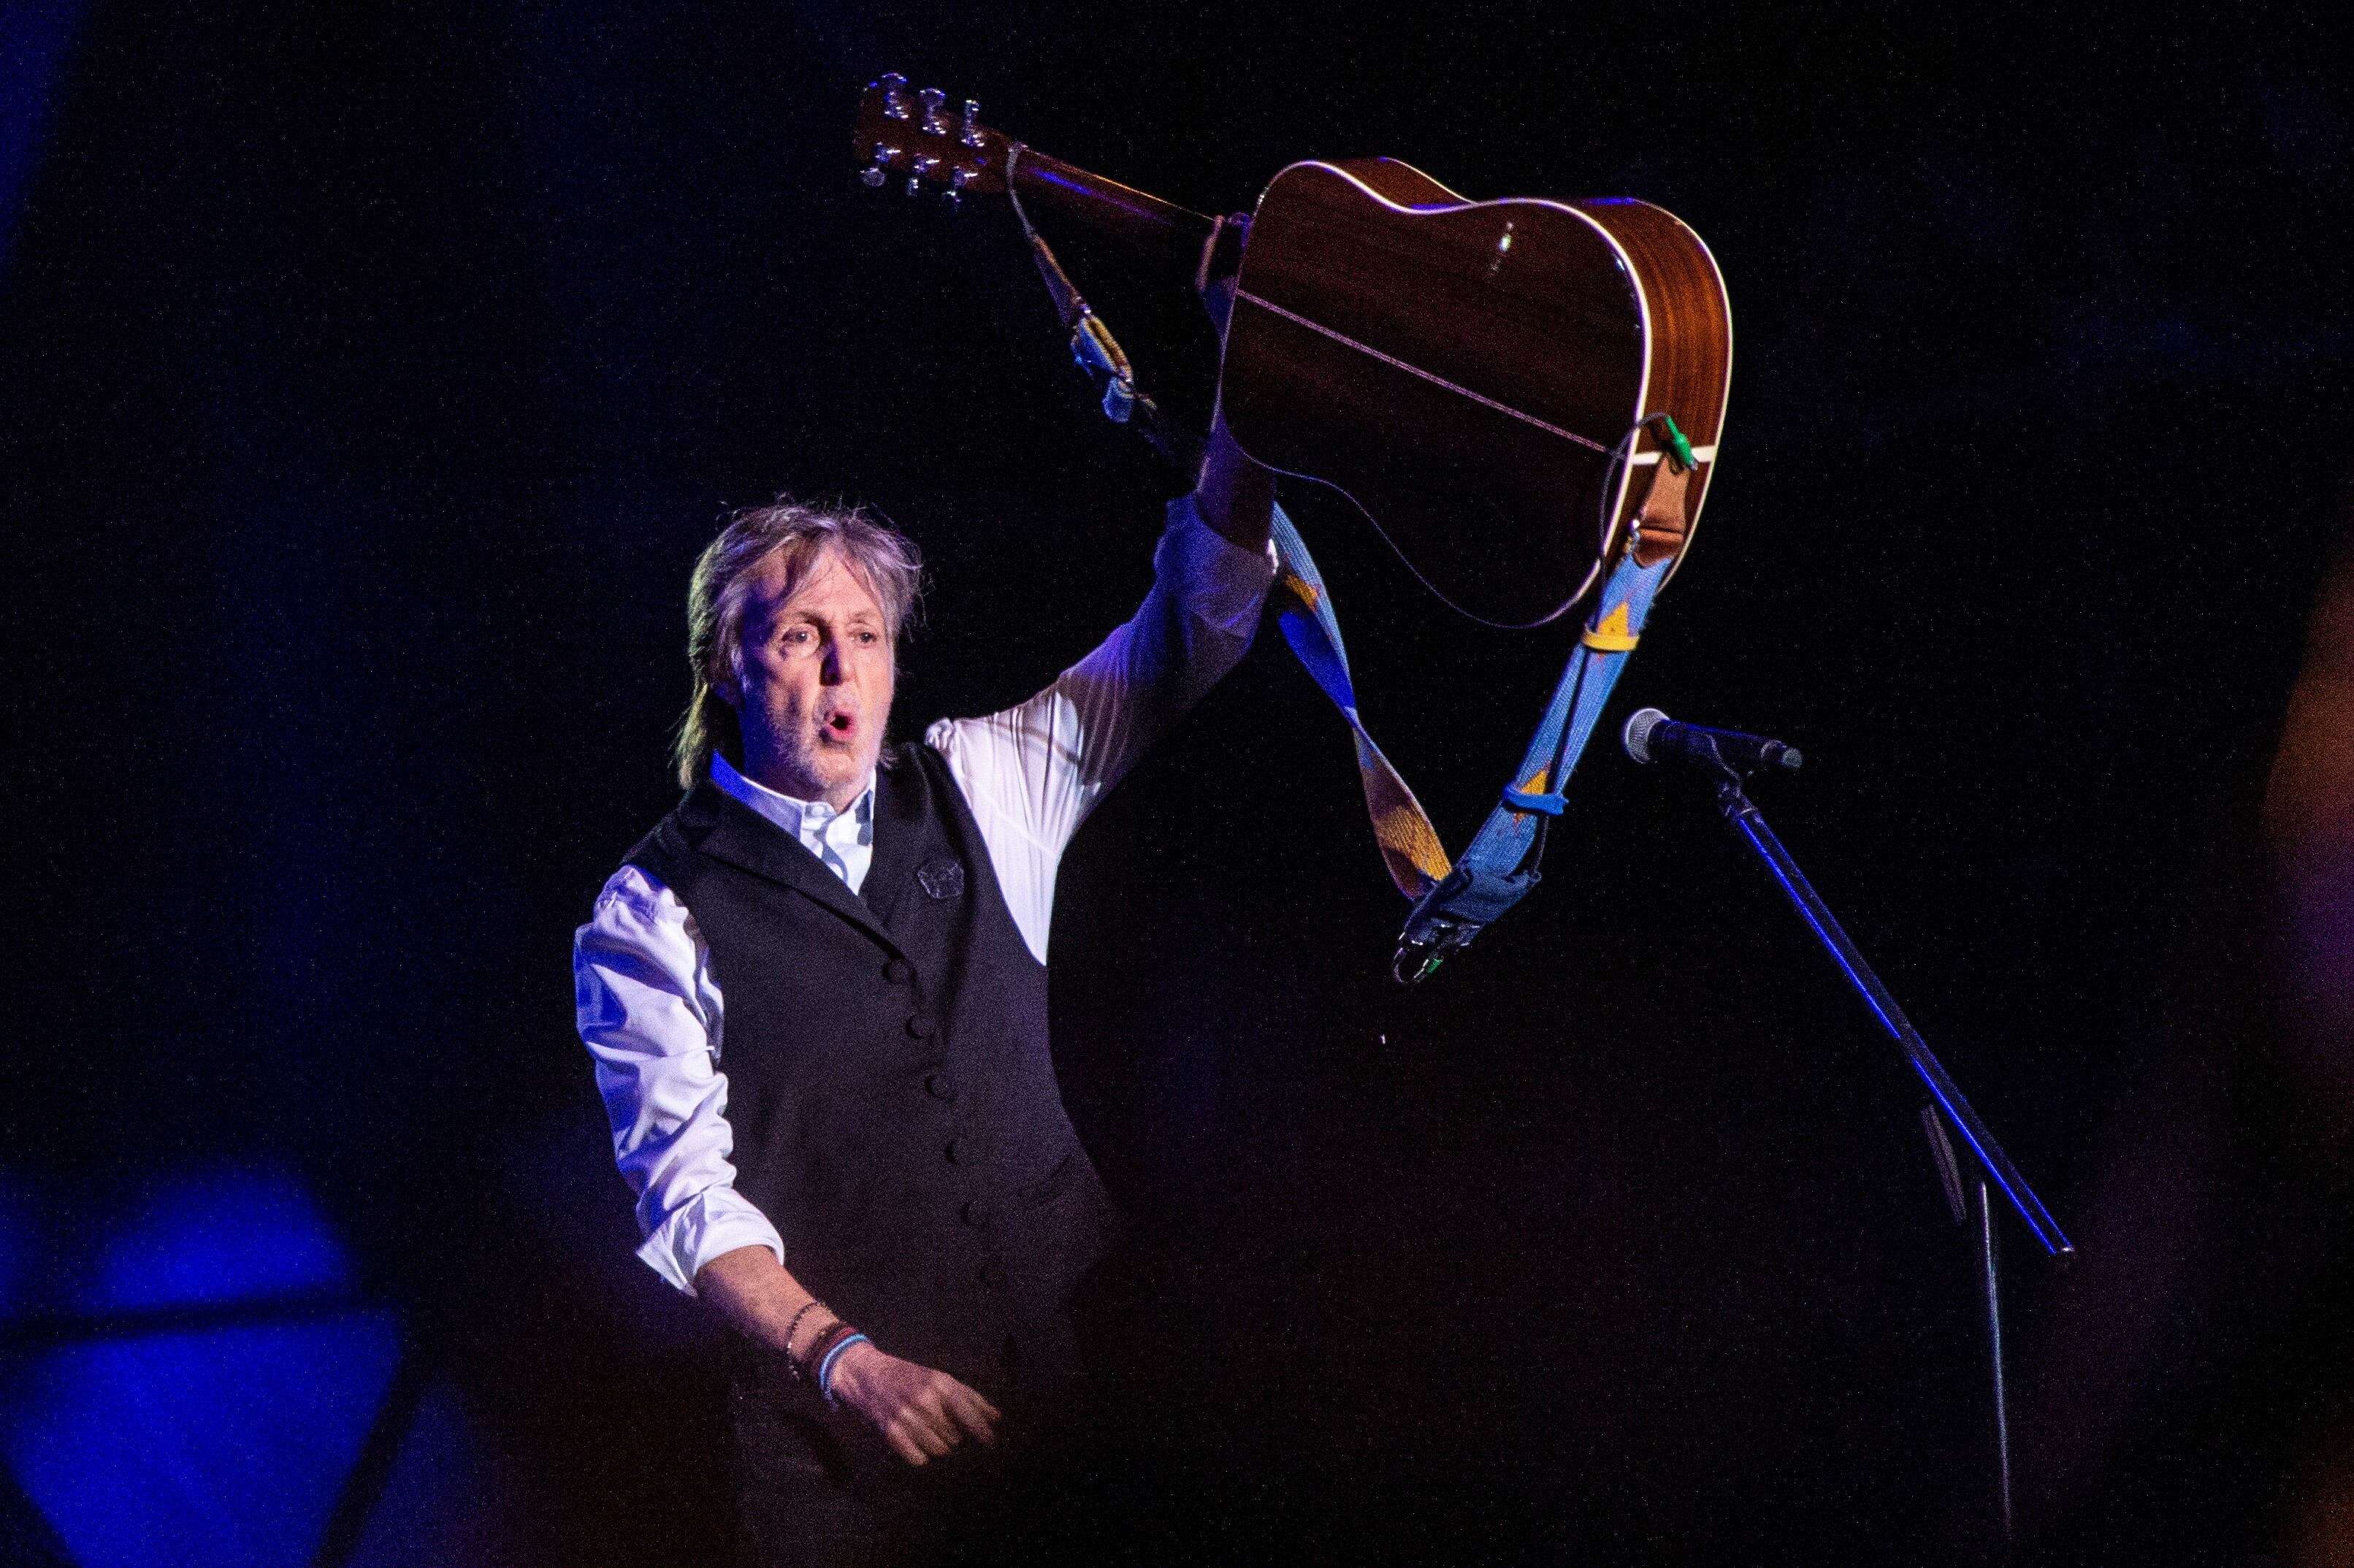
1269, 416, 1702, 982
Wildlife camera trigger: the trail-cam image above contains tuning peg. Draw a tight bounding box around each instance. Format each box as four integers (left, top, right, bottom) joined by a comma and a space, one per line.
920, 87, 950, 137
960, 99, 984, 148
879, 72, 912, 120
907, 155, 939, 196
946, 165, 976, 208
860, 140, 898, 188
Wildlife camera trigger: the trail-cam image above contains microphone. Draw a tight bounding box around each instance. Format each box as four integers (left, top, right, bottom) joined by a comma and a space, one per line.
1623, 708, 1803, 773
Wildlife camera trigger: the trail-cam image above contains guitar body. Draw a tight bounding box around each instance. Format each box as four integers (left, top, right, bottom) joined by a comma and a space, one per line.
847, 80, 1729, 627
1219, 159, 1731, 627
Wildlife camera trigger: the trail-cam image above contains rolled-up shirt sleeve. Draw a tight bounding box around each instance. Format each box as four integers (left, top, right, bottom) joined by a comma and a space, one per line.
573, 863, 783, 1294
927, 494, 1275, 963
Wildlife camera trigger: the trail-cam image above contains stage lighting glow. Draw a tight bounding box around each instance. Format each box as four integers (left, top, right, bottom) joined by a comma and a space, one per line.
7, 1318, 401, 1568
77, 1163, 353, 1313
0, 1163, 402, 1568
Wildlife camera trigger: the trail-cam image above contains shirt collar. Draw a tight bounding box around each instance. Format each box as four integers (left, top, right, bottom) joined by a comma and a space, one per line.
710, 753, 874, 844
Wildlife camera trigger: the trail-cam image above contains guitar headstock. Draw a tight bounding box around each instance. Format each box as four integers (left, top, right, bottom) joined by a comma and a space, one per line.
851, 73, 1014, 204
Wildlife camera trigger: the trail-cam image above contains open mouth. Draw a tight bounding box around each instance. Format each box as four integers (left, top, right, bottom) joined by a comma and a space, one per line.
821, 709, 858, 743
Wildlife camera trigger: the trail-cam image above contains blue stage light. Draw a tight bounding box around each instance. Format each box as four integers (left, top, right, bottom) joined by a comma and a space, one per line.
7, 1317, 401, 1568
76, 1164, 352, 1314
0, 1163, 403, 1568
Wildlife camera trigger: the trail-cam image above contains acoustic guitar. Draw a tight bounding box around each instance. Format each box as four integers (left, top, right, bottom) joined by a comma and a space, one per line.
852, 74, 1730, 630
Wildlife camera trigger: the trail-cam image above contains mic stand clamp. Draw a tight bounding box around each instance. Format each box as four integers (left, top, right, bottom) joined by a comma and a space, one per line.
1695, 754, 2074, 1550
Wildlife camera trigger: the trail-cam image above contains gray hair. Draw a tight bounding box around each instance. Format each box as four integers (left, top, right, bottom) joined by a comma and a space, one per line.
673, 498, 924, 788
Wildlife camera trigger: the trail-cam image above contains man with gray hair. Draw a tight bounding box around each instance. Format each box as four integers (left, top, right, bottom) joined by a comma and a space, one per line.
573, 416, 1275, 1561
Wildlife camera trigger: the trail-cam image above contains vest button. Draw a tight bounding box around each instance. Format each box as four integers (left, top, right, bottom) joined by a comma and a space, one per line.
924, 1073, 956, 1102
944, 1138, 968, 1165
884, 959, 913, 984
978, 1260, 1006, 1288
960, 1199, 991, 1228
906, 1014, 937, 1039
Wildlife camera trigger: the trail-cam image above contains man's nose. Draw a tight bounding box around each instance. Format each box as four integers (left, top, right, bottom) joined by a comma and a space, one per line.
819, 638, 844, 681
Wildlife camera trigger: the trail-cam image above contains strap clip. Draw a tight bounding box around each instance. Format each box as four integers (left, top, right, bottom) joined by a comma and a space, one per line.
1392, 865, 1545, 984
1393, 921, 1478, 986
1070, 313, 1138, 422
1501, 787, 1566, 816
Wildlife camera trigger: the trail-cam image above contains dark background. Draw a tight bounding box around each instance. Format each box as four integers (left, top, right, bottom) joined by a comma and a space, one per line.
4, 1, 2351, 1564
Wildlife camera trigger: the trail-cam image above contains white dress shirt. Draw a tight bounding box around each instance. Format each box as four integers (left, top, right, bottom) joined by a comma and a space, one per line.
573, 500, 1273, 1294
704, 757, 876, 893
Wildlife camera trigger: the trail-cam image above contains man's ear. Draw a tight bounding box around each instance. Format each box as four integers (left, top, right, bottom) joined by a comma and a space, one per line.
713, 647, 744, 708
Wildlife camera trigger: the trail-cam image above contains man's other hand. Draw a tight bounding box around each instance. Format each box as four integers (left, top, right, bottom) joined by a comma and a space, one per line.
829, 1340, 1002, 1466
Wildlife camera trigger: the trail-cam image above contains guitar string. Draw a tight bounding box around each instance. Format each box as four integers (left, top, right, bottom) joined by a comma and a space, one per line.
1232, 288, 1610, 454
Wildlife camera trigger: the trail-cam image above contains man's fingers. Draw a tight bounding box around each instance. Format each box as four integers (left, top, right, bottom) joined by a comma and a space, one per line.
897, 1413, 952, 1459
945, 1385, 1001, 1442
853, 1355, 1003, 1466
932, 1372, 1000, 1424
911, 1398, 960, 1453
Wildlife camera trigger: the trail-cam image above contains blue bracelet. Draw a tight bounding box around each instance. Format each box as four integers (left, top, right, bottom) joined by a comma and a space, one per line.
817, 1332, 870, 1406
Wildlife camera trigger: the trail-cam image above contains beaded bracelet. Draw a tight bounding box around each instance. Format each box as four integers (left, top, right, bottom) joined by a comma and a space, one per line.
781, 1299, 827, 1377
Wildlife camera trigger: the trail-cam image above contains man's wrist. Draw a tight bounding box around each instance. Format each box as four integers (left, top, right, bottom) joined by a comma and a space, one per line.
817, 1332, 874, 1406
795, 1318, 857, 1380
1194, 418, 1275, 554
828, 1336, 890, 1398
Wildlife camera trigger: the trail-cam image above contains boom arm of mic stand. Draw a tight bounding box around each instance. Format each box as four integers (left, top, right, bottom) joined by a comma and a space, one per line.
1711, 770, 2076, 1263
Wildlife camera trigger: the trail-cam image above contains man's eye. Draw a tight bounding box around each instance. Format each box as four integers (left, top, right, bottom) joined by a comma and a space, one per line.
781, 627, 813, 646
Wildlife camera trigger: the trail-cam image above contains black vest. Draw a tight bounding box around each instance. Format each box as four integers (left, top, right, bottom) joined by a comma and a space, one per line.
624, 743, 1119, 1401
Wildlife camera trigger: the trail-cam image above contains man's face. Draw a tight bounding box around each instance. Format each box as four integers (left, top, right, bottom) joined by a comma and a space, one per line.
720, 546, 895, 809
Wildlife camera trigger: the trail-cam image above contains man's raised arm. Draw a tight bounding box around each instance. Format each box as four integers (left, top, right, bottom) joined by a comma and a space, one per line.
925, 410, 1277, 963
1194, 410, 1277, 557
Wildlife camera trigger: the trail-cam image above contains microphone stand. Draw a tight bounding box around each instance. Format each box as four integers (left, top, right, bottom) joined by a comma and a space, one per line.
1695, 752, 2074, 1551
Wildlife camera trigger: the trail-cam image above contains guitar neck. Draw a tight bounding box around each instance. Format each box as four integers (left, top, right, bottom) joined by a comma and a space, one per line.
1005, 147, 1217, 259
854, 77, 1239, 272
